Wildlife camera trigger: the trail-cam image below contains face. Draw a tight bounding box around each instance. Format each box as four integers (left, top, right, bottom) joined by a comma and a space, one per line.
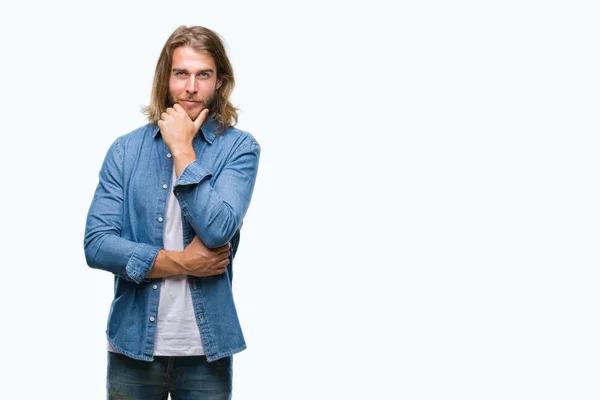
168, 46, 223, 120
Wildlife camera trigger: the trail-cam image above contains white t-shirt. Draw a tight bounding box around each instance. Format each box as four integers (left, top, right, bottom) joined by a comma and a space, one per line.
108, 167, 204, 355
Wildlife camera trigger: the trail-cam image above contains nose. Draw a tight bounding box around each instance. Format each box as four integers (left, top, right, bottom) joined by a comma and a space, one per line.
185, 76, 197, 94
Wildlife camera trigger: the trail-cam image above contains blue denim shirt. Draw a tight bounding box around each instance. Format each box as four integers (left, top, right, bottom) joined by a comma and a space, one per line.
84, 118, 260, 362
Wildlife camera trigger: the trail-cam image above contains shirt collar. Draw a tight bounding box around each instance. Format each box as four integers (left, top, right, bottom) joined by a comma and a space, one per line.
151, 116, 219, 144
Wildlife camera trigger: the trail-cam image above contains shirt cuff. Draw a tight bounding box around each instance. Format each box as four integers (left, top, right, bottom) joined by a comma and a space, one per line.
125, 243, 161, 284
174, 160, 212, 187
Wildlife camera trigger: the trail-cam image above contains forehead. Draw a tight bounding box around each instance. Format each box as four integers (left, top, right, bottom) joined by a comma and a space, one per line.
171, 46, 216, 70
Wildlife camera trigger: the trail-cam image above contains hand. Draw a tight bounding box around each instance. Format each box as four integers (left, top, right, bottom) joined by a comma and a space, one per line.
158, 104, 209, 156
181, 236, 230, 277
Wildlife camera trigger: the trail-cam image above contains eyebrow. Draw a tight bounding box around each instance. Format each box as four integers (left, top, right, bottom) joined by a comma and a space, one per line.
172, 68, 214, 74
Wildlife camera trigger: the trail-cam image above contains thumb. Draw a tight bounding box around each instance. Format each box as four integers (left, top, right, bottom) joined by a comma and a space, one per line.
193, 108, 209, 130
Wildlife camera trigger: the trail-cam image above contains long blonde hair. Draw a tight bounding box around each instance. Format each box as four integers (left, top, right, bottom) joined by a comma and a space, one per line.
143, 25, 238, 133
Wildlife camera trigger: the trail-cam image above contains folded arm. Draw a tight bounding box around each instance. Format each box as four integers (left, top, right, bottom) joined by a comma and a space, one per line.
84, 139, 235, 283
173, 138, 261, 249
84, 139, 161, 283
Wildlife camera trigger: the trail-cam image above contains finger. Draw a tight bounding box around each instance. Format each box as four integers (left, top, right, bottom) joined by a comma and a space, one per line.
207, 262, 227, 277
212, 249, 230, 263
161, 112, 169, 120
214, 244, 230, 255
217, 258, 230, 270
173, 103, 185, 114
209, 268, 225, 277
166, 107, 176, 116
193, 108, 209, 130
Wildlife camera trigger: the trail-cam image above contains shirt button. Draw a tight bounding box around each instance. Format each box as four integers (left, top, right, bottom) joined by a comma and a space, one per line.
167, 153, 172, 158
153, 284, 158, 290
162, 184, 168, 189
150, 317, 155, 322
158, 217, 164, 223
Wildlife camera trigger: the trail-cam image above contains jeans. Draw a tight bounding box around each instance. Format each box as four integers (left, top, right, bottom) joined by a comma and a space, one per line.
107, 352, 232, 399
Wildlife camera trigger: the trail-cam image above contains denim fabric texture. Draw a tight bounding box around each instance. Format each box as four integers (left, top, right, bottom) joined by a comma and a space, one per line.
84, 118, 260, 362
107, 351, 232, 399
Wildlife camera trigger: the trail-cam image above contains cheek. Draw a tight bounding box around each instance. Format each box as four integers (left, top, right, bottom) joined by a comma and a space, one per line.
202, 83, 218, 97
169, 79, 184, 95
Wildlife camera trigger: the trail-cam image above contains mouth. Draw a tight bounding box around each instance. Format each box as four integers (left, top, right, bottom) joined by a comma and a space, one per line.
180, 100, 203, 106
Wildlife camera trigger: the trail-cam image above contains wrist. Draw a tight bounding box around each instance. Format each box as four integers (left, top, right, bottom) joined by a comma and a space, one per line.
170, 143, 195, 159
173, 251, 187, 272
173, 155, 196, 178
149, 249, 186, 278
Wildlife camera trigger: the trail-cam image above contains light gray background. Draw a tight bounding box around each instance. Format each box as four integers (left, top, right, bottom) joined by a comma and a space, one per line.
1, 0, 598, 398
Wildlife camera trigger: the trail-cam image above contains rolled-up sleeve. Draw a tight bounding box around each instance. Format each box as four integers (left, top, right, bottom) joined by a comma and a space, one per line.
174, 138, 260, 249
84, 139, 160, 283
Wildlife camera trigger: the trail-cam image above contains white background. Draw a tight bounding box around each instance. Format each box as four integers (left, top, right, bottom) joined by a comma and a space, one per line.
1, 0, 599, 399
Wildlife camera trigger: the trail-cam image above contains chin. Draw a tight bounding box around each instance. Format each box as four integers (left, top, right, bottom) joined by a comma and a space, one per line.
189, 109, 204, 120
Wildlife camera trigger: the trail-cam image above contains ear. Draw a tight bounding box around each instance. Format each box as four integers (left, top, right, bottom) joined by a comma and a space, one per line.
215, 77, 223, 90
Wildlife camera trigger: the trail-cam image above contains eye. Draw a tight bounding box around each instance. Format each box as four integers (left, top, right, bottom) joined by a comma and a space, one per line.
174, 71, 187, 78
198, 72, 210, 79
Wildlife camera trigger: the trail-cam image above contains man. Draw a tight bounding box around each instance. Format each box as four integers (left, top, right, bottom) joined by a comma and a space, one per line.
84, 25, 260, 399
